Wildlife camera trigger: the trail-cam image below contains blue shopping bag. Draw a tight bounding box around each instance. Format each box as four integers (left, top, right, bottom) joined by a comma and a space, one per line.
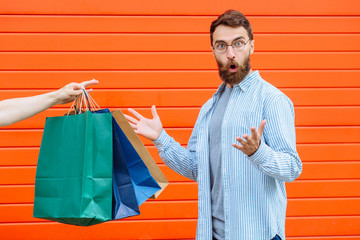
95, 109, 161, 208
111, 114, 140, 219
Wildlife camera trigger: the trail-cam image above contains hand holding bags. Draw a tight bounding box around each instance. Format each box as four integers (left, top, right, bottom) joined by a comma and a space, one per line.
33, 91, 166, 226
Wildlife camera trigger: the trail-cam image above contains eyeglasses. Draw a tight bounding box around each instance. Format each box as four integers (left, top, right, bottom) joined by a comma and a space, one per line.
213, 39, 250, 54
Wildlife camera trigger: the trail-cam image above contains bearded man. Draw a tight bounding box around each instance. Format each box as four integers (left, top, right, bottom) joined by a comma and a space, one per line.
125, 10, 302, 240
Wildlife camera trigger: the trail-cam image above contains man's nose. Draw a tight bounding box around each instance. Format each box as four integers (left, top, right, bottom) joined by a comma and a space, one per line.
226, 46, 236, 59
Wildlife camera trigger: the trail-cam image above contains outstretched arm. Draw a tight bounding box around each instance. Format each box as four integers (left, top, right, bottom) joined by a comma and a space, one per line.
0, 79, 98, 127
125, 106, 198, 181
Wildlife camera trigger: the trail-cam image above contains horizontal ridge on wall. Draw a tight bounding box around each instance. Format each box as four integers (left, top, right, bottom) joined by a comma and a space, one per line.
1, 198, 360, 221
0, 218, 359, 239
1, 89, 360, 107
1, 162, 360, 185
0, 107, 359, 129
0, 34, 359, 52
1, 127, 360, 146
1, 143, 360, 166
0, 52, 359, 70
1, 16, 359, 33
0, 0, 359, 15
1, 180, 360, 204
0, 70, 359, 88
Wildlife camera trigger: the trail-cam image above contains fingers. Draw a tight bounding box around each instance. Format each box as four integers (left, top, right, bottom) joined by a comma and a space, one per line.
236, 136, 247, 146
250, 126, 257, 140
232, 119, 266, 156
124, 114, 139, 125
232, 143, 243, 151
127, 121, 138, 130
237, 120, 266, 144
127, 120, 141, 135
233, 135, 255, 156
232, 136, 246, 151
80, 79, 99, 89
242, 134, 251, 143
71, 87, 92, 100
127, 108, 144, 120
72, 89, 84, 96
68, 79, 98, 92
248, 120, 267, 141
59, 79, 98, 102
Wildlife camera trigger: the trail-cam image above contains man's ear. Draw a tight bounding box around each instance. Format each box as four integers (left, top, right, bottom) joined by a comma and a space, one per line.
212, 48, 218, 60
211, 46, 216, 57
250, 39, 255, 54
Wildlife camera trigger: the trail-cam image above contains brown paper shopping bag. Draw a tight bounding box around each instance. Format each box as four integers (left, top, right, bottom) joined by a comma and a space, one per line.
112, 110, 169, 199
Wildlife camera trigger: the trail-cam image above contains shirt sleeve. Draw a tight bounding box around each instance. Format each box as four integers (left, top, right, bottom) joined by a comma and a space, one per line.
153, 127, 198, 181
248, 94, 302, 182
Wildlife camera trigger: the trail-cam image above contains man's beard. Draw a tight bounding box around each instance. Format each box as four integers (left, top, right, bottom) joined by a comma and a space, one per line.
217, 54, 251, 86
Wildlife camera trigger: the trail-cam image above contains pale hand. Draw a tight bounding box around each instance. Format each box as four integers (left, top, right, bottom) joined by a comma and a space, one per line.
54, 79, 99, 105
124, 105, 163, 141
232, 120, 267, 156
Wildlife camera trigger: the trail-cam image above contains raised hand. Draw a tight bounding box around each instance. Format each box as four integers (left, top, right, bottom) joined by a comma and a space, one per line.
232, 120, 267, 156
124, 105, 163, 141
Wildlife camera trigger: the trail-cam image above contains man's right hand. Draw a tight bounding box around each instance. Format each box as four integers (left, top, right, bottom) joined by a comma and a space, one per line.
124, 105, 163, 141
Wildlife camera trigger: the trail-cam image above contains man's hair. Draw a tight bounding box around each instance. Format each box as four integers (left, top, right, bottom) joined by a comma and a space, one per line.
210, 9, 253, 46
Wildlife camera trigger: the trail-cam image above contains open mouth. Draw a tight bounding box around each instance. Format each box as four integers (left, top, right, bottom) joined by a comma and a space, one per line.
229, 64, 238, 73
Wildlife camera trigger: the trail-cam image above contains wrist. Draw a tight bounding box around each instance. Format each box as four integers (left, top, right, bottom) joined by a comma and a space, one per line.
248, 140, 268, 164
154, 128, 163, 141
47, 90, 61, 106
153, 129, 171, 150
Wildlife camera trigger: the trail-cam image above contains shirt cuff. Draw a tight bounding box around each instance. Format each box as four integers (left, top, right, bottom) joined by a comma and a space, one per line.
152, 129, 171, 151
248, 140, 269, 164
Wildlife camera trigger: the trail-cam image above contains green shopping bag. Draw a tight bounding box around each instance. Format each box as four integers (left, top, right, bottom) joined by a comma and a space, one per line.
33, 110, 113, 226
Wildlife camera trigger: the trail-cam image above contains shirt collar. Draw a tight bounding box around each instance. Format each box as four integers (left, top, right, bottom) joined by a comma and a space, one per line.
214, 82, 227, 96
234, 70, 260, 92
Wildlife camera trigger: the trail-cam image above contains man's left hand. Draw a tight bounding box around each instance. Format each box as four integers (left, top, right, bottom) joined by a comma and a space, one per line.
232, 119, 267, 156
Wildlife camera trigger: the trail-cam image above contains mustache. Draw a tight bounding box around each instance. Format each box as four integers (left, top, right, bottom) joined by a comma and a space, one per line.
219, 60, 240, 70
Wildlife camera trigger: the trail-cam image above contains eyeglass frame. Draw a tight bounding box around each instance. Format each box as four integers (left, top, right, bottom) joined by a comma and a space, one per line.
212, 38, 251, 54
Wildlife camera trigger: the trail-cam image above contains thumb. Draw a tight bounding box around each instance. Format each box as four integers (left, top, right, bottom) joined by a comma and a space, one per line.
258, 119, 267, 136
151, 105, 159, 119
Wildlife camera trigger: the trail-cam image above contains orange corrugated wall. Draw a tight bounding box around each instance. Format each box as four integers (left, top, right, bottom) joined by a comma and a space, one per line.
0, 0, 360, 239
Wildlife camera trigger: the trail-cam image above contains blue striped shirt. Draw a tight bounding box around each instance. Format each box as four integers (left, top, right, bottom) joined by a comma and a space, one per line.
153, 70, 302, 240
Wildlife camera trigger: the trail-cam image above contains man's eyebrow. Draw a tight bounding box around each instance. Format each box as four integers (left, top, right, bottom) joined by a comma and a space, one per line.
214, 40, 226, 44
214, 36, 246, 44
232, 37, 246, 41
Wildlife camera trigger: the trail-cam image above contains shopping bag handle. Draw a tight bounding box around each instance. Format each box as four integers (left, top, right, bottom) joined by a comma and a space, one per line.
83, 89, 100, 111
81, 89, 91, 111
67, 88, 101, 115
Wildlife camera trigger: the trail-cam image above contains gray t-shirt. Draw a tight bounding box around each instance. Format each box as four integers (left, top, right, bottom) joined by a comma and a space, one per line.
209, 86, 232, 240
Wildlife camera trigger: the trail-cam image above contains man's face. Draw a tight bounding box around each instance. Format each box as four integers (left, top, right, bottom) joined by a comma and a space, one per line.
212, 25, 254, 86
